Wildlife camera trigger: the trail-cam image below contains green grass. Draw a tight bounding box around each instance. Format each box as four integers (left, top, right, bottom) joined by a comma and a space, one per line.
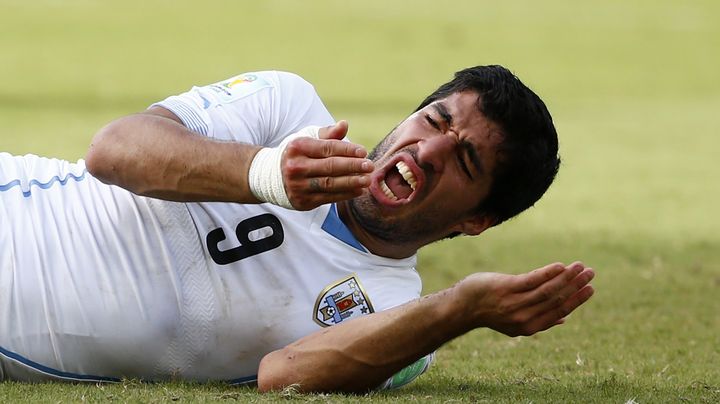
1, 0, 719, 402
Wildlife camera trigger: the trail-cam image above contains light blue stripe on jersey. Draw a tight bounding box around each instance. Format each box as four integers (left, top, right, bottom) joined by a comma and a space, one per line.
226, 374, 258, 385
155, 98, 209, 135
0, 169, 87, 198
321, 203, 368, 253
0, 345, 259, 384
0, 345, 121, 383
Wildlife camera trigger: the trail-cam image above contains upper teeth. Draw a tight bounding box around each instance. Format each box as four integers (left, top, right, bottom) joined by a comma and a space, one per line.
379, 161, 418, 201
396, 161, 417, 190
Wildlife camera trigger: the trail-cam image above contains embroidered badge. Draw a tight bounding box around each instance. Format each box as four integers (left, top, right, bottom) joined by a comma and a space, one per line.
313, 274, 374, 327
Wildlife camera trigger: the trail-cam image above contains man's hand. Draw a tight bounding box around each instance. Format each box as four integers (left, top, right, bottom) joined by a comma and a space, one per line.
281, 121, 374, 210
453, 262, 595, 337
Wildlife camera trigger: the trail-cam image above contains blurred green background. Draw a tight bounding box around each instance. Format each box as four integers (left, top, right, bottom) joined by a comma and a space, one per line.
1, 0, 718, 401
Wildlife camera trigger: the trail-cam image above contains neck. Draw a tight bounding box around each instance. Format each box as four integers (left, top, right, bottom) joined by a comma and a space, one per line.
336, 201, 418, 259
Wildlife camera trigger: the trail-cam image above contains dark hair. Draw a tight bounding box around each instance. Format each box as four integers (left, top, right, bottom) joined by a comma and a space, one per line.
416, 65, 560, 226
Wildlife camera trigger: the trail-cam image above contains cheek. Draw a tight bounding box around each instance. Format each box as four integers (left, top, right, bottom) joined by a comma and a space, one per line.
368, 116, 426, 162
368, 127, 403, 162
440, 179, 487, 212
368, 140, 391, 163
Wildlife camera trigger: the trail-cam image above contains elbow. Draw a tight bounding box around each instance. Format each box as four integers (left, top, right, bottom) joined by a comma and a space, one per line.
257, 348, 336, 394
257, 348, 297, 393
85, 119, 129, 184
257, 347, 381, 394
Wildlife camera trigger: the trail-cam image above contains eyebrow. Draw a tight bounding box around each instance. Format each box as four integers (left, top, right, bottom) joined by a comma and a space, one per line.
433, 102, 484, 176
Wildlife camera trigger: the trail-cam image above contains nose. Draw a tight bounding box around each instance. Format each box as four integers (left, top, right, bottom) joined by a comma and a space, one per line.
416, 132, 458, 173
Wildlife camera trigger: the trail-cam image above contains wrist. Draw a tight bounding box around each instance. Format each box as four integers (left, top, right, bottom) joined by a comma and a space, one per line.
248, 146, 292, 208
247, 126, 322, 209
440, 282, 480, 334
418, 287, 476, 343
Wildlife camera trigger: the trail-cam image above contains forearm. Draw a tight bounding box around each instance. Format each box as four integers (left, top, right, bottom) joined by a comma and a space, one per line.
86, 111, 261, 203
258, 287, 470, 394
257, 263, 596, 394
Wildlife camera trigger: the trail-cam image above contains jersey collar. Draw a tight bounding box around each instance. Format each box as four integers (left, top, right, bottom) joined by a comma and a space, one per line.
321, 203, 369, 253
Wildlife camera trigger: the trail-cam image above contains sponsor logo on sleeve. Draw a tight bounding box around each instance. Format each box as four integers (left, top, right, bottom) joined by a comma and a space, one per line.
206, 73, 270, 103
313, 274, 374, 327
223, 74, 258, 88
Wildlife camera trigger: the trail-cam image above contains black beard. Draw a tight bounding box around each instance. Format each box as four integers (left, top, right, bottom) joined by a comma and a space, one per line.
348, 194, 397, 242
349, 128, 400, 242
348, 128, 447, 245
348, 190, 455, 245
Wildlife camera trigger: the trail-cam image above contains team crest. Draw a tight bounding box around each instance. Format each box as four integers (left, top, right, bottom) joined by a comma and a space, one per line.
313, 274, 374, 327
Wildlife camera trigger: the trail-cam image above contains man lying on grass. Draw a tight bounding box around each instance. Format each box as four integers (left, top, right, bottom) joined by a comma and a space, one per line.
0, 65, 594, 393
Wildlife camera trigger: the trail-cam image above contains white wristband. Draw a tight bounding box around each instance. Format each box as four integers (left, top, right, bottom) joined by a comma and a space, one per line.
248, 126, 322, 209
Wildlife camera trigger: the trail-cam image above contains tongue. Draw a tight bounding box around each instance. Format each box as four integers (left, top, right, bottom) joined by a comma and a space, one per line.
385, 169, 413, 199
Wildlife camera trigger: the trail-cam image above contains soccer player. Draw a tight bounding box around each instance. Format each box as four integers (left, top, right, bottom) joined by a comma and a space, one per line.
0, 66, 594, 393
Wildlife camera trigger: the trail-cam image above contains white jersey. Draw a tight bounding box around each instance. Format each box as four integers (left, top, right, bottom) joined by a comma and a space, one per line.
0, 71, 423, 384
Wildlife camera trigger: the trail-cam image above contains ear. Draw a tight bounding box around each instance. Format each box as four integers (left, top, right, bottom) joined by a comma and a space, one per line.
453, 214, 495, 236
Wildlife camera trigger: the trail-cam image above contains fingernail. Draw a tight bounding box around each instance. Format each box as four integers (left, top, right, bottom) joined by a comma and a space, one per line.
356, 148, 368, 158
358, 175, 369, 186
361, 160, 372, 171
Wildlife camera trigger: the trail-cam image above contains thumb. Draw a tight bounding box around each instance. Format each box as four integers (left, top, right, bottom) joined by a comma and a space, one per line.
318, 120, 349, 140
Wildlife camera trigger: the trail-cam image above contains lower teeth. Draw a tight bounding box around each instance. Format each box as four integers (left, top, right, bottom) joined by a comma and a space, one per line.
380, 181, 397, 200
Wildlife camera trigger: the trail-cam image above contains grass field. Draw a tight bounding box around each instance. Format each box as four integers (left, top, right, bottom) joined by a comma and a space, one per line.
1, 0, 719, 402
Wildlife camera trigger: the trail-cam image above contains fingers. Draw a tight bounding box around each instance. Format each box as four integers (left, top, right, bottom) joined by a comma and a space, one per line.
288, 136, 368, 160
511, 262, 566, 292
283, 150, 374, 192
521, 263, 589, 307
282, 129, 376, 210
284, 137, 372, 185
308, 175, 370, 193
318, 120, 349, 141
526, 284, 595, 334
518, 263, 594, 335
288, 155, 373, 178
524, 267, 594, 314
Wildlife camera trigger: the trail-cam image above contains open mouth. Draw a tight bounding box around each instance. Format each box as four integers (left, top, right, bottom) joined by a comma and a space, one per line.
370, 156, 424, 206
380, 161, 417, 200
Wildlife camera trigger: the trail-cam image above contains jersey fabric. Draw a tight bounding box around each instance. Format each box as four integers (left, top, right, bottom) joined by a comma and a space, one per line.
0, 71, 426, 385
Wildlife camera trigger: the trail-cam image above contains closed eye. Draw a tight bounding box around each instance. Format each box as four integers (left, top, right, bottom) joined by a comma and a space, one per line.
460, 141, 481, 180
458, 149, 473, 179
425, 114, 440, 130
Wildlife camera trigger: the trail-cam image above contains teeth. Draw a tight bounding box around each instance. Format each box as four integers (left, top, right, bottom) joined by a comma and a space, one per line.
396, 161, 417, 190
380, 180, 398, 200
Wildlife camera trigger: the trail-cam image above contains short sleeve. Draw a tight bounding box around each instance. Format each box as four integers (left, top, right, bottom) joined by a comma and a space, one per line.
151, 71, 335, 147
362, 265, 423, 313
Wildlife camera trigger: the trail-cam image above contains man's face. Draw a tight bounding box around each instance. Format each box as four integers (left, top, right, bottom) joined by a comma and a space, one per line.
349, 91, 504, 247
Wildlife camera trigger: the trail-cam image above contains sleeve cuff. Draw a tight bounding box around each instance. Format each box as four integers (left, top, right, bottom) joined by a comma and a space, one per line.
151, 97, 210, 136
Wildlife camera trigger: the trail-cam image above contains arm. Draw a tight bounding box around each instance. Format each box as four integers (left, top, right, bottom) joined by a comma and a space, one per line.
86, 106, 261, 203
85, 107, 373, 209
258, 261, 595, 394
